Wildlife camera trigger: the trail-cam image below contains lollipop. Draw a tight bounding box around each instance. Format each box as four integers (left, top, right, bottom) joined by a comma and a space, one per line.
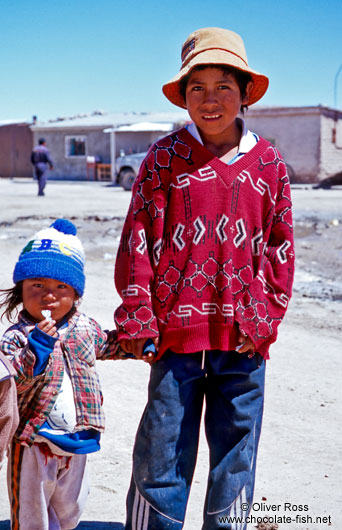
41, 309, 52, 321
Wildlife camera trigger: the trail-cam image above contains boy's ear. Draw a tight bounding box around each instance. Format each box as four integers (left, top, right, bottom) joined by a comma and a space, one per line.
242, 81, 254, 105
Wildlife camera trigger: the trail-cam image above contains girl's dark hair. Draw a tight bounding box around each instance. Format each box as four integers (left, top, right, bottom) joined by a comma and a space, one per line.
0, 282, 23, 323
179, 64, 253, 113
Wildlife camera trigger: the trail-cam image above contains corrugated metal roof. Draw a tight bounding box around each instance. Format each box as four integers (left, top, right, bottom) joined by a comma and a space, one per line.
31, 111, 189, 130
247, 105, 342, 118
104, 122, 175, 133
0, 119, 30, 127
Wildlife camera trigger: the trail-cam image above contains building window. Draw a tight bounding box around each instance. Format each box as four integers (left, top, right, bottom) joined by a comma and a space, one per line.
65, 136, 87, 157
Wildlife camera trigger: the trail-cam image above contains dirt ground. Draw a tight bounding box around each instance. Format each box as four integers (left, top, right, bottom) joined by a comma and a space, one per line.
0, 178, 341, 530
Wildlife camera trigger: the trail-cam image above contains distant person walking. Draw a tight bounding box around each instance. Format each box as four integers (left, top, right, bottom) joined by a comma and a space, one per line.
31, 138, 53, 196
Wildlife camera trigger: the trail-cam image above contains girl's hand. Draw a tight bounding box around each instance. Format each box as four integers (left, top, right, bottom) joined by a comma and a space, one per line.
120, 337, 159, 364
37, 318, 58, 338
236, 332, 255, 357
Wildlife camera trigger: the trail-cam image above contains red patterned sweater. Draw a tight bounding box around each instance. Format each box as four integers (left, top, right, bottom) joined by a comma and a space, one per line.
114, 128, 295, 359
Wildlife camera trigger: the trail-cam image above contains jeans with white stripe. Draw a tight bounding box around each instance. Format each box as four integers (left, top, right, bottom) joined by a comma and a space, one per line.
125, 349, 265, 530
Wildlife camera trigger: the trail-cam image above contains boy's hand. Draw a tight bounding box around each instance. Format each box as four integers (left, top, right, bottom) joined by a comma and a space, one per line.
236, 332, 255, 357
120, 337, 159, 364
37, 318, 58, 338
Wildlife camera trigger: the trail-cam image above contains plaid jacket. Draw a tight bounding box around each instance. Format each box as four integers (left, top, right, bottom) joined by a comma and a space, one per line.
0, 310, 121, 447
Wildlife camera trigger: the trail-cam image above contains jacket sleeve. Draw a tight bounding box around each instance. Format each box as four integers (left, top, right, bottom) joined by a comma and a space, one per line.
89, 318, 123, 360
28, 326, 58, 375
0, 329, 45, 394
235, 164, 295, 351
114, 149, 168, 341
0, 376, 18, 464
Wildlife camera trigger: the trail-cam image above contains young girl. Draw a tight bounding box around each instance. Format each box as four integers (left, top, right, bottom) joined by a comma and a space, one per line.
0, 218, 122, 530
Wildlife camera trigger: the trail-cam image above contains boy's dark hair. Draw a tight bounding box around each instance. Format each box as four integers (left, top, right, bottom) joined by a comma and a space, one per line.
38, 138, 46, 145
0, 283, 23, 323
179, 64, 252, 113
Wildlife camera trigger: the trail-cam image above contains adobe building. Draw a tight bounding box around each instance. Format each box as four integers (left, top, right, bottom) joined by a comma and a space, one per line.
30, 111, 189, 181
244, 105, 342, 183
0, 121, 33, 178
24, 106, 342, 184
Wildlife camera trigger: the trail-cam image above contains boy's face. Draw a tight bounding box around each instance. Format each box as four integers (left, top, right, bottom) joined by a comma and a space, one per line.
185, 66, 252, 148
22, 278, 77, 323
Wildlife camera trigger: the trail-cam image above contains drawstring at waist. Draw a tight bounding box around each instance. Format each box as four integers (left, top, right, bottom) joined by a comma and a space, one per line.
201, 350, 205, 370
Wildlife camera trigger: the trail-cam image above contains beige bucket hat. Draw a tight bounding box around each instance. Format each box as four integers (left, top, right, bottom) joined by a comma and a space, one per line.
162, 27, 269, 109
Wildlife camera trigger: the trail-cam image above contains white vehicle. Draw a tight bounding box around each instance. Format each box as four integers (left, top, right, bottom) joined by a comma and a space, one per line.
116, 152, 297, 191
115, 152, 147, 191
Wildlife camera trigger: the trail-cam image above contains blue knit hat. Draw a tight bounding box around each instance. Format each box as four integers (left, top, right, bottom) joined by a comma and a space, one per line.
13, 219, 85, 296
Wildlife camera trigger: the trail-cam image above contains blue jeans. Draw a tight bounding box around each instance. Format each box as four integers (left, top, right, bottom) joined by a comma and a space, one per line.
125, 349, 265, 530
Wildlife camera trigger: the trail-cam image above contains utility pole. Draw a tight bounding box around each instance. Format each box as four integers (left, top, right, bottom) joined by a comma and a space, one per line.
334, 64, 342, 109
332, 64, 342, 144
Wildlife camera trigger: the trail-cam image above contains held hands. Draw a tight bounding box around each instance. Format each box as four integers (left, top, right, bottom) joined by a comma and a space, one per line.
120, 333, 254, 361
236, 332, 255, 358
37, 317, 58, 338
119, 337, 159, 364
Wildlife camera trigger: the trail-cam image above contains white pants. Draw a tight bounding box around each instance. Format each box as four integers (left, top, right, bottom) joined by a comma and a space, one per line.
8, 443, 89, 530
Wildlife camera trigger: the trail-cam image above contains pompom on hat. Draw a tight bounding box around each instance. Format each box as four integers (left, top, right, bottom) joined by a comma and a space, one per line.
13, 219, 85, 296
162, 27, 269, 109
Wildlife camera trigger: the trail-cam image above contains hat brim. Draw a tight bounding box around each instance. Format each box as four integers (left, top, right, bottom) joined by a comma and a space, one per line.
162, 49, 269, 109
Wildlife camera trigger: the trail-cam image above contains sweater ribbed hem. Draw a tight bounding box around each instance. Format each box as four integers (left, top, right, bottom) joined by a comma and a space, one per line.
158, 323, 270, 360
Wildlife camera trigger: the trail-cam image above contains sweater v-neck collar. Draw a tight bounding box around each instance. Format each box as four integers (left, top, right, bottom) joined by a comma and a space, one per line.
178, 127, 270, 187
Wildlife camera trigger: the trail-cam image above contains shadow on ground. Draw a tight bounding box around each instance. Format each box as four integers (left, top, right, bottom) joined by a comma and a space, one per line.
76, 523, 124, 529
0, 522, 124, 529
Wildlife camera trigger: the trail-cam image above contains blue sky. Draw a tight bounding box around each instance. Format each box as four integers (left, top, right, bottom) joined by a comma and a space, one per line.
1, 0, 342, 122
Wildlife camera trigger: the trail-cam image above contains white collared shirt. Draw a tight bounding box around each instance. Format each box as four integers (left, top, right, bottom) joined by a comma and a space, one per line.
186, 117, 259, 165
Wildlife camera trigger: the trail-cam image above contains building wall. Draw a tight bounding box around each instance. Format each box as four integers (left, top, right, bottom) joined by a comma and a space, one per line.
32, 128, 111, 180
244, 111, 321, 182
116, 131, 165, 155
32, 129, 164, 180
33, 108, 342, 183
319, 113, 342, 180
0, 124, 33, 178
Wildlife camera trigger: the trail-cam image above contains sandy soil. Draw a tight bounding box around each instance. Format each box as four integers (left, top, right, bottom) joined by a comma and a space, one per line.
0, 178, 341, 530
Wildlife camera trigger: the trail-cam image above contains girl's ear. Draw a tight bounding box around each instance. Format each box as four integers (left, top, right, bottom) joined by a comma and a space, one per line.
242, 81, 254, 106
73, 289, 80, 301
74, 294, 81, 308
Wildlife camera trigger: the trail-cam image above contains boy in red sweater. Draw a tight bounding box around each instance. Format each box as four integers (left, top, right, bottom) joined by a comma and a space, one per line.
115, 27, 294, 530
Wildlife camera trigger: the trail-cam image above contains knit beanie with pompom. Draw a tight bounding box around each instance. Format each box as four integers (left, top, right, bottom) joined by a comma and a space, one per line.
13, 219, 85, 296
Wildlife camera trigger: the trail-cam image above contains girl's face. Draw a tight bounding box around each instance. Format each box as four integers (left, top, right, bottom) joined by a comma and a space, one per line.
185, 66, 252, 149
22, 278, 77, 323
